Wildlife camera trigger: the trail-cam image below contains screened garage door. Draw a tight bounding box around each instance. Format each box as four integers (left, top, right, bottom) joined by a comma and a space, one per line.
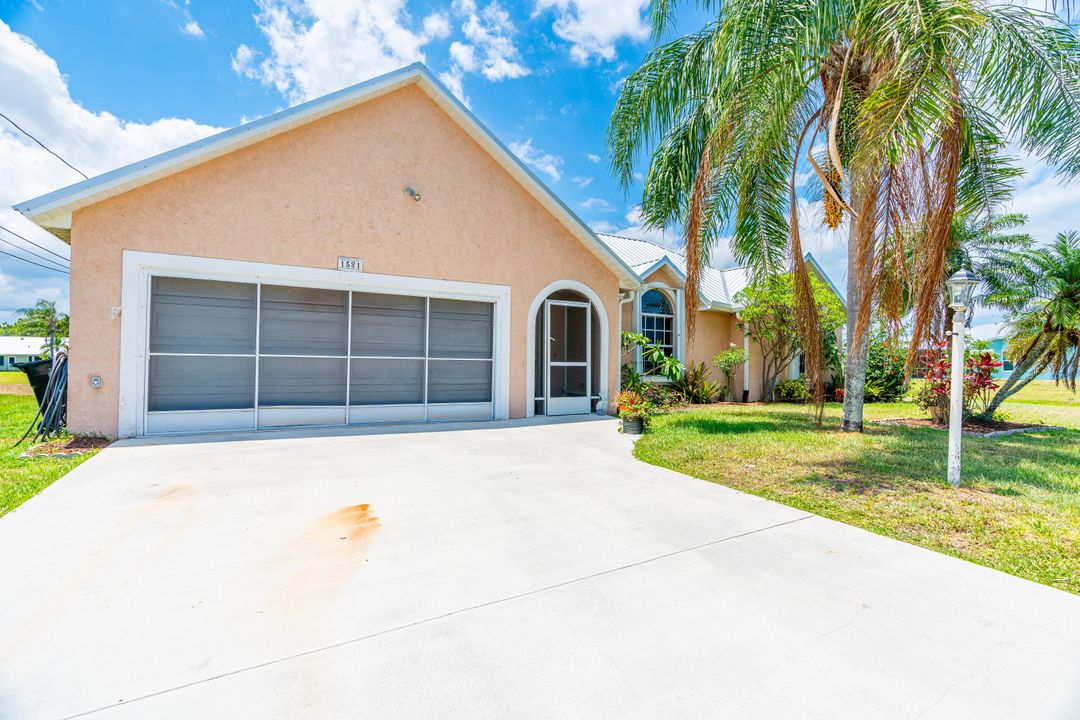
145, 276, 495, 434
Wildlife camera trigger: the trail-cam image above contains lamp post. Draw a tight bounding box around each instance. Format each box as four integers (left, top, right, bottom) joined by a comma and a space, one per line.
946, 269, 978, 488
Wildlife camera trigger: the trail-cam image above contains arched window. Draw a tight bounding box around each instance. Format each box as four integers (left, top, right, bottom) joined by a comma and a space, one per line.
640, 289, 674, 375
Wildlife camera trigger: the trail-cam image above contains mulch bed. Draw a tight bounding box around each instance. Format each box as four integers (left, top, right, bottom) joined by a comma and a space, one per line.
875, 417, 1062, 437
21, 436, 111, 458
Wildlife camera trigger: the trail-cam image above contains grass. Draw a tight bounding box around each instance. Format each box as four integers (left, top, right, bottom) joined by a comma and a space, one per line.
0, 393, 99, 517
634, 381, 1080, 595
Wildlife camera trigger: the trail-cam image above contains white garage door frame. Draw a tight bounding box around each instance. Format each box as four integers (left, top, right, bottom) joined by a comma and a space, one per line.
118, 250, 511, 437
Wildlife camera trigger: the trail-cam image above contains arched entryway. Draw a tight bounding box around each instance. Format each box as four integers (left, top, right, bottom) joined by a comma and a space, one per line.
526, 281, 608, 418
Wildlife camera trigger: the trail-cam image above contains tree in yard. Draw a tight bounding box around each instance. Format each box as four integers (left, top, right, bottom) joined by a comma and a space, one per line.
607, 0, 1080, 431
735, 272, 844, 403
0, 299, 69, 355
975, 231, 1080, 419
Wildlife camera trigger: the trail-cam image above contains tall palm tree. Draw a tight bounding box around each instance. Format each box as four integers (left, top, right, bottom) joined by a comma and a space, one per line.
607, 0, 1080, 431
977, 230, 1080, 418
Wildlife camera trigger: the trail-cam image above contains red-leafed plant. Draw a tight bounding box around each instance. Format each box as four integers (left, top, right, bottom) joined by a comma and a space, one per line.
964, 351, 1003, 417
916, 340, 1003, 424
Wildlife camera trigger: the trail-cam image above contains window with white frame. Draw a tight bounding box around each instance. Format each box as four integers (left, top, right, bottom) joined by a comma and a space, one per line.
640, 289, 674, 375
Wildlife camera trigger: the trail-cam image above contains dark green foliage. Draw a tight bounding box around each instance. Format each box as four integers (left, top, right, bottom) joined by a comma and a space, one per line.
776, 376, 810, 403
674, 362, 722, 404
864, 332, 908, 402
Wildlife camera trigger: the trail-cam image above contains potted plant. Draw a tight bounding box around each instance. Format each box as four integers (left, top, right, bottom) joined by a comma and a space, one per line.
615, 390, 652, 434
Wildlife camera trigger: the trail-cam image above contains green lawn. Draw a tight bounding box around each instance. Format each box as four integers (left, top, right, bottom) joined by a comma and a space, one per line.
0, 394, 99, 517
634, 383, 1080, 594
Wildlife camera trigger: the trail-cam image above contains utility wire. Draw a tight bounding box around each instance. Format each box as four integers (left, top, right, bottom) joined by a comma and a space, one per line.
0, 235, 70, 271
0, 246, 69, 274
0, 110, 88, 179
0, 222, 70, 263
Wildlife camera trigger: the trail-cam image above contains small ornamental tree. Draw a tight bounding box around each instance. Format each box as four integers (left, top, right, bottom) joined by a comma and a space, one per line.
712, 344, 748, 400
736, 273, 844, 403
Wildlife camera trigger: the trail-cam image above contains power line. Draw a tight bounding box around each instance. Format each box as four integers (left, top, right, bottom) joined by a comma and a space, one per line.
0, 222, 70, 263
0, 246, 69, 275
0, 110, 88, 179
0, 234, 70, 272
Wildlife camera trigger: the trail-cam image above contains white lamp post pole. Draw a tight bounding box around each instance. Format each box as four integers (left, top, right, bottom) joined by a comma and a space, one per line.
945, 270, 978, 489
947, 308, 966, 488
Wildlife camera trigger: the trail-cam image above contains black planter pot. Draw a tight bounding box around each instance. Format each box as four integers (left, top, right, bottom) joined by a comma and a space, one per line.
622, 416, 644, 435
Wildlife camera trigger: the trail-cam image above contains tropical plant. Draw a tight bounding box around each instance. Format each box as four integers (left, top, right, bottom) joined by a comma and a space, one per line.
776, 376, 810, 403
615, 389, 654, 429
977, 231, 1080, 418
673, 362, 722, 403
621, 331, 685, 383
608, 0, 1080, 432
916, 338, 1003, 423
712, 344, 748, 400
735, 272, 844, 403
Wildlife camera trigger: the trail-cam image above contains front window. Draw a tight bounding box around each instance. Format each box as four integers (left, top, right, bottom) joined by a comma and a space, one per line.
640, 289, 674, 375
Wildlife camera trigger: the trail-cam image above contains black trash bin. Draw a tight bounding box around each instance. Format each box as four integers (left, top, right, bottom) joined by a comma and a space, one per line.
14, 358, 53, 410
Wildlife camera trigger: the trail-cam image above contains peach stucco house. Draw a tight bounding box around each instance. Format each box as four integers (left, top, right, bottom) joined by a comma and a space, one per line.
16, 64, 841, 439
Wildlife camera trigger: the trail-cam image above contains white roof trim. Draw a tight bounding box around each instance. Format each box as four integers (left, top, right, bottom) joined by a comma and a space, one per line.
637, 257, 713, 307
14, 63, 640, 287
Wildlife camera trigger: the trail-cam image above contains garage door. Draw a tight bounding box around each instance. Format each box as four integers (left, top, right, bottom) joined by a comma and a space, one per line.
144, 276, 495, 434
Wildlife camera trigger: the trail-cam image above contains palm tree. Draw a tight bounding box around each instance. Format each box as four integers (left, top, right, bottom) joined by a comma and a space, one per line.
607, 0, 1080, 431
977, 231, 1080, 418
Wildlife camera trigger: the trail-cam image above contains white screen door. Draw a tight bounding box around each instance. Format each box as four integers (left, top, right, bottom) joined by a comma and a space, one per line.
545, 299, 591, 415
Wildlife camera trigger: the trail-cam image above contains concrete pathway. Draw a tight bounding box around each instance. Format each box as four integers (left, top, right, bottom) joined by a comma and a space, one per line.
1, 417, 1078, 719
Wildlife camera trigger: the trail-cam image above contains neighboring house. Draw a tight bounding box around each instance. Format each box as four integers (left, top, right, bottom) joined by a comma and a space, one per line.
0, 336, 46, 371
15, 64, 842, 439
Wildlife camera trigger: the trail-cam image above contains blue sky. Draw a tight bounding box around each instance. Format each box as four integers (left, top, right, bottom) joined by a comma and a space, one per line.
0, 0, 1074, 334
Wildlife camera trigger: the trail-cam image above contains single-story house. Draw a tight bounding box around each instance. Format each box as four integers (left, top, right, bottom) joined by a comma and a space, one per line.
16, 63, 843, 439
0, 336, 46, 370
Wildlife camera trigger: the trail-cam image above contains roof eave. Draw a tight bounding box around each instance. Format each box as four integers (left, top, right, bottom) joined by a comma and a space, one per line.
13, 64, 641, 287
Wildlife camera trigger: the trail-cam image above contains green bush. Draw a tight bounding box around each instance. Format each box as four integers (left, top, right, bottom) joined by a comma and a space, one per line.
864, 332, 907, 402
642, 383, 683, 409
674, 363, 722, 404
775, 376, 810, 403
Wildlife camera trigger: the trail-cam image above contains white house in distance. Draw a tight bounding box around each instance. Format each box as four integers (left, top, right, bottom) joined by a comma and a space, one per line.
0, 337, 46, 371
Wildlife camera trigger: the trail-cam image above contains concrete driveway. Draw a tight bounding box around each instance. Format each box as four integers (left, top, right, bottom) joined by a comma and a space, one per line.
1, 417, 1078, 719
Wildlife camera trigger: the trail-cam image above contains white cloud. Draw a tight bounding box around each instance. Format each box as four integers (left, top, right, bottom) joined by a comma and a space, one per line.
586, 152, 601, 163
438, 1, 529, 103
231, 0, 452, 103
572, 175, 593, 188
610, 207, 676, 246
181, 20, 205, 38
533, 0, 650, 63
578, 196, 614, 212
509, 138, 562, 182
0, 20, 222, 317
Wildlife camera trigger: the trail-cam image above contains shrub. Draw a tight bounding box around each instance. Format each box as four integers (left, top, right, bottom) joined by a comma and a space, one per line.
775, 375, 810, 403
915, 340, 1004, 423
864, 333, 908, 402
673, 363, 722, 404
642, 383, 683, 409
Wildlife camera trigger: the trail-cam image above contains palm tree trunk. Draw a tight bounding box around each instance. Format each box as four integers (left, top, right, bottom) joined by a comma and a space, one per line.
842, 206, 869, 432
975, 334, 1052, 420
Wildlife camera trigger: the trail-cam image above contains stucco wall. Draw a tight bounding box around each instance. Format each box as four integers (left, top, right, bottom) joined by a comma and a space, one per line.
68, 86, 622, 436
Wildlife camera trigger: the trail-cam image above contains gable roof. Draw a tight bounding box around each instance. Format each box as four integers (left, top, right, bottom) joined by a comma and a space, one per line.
597, 233, 846, 310
14, 64, 640, 287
